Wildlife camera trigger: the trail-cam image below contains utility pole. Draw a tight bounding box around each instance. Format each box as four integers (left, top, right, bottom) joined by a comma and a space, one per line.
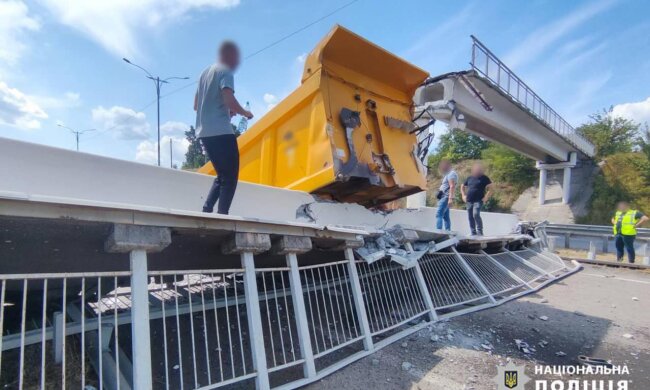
123, 58, 188, 166
57, 124, 95, 151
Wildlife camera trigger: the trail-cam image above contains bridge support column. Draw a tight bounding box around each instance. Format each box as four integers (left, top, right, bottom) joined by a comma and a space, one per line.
562, 166, 571, 204
536, 153, 577, 206
538, 168, 547, 205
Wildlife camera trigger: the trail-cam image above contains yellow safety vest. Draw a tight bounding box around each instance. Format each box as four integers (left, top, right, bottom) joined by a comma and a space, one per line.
613, 210, 638, 235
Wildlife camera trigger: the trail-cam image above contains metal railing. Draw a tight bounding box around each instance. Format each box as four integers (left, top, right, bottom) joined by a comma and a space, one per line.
0, 245, 580, 390
470, 36, 596, 157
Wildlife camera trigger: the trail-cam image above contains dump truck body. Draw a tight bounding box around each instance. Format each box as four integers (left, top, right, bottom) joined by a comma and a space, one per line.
199, 26, 429, 206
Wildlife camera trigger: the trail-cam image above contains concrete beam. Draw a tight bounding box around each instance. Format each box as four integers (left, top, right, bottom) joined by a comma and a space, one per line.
104, 224, 171, 253
271, 235, 313, 255
222, 232, 271, 255
387, 226, 419, 244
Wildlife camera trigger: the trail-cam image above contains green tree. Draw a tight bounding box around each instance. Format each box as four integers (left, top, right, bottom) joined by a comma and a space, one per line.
576, 107, 639, 159
481, 144, 536, 191
182, 124, 241, 170
428, 130, 489, 170
182, 126, 206, 169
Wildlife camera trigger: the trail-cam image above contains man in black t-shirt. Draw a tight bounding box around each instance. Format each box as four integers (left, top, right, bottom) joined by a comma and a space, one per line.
461, 163, 493, 235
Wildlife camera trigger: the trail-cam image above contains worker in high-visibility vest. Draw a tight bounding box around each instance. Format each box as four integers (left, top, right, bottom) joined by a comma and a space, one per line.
611, 201, 648, 263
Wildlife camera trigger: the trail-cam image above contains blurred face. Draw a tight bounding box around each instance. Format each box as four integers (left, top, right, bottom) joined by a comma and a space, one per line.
220, 46, 240, 70
438, 161, 450, 174
617, 202, 629, 211
471, 163, 483, 176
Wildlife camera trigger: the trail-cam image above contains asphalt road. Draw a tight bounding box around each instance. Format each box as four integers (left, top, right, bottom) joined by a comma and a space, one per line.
307, 264, 650, 390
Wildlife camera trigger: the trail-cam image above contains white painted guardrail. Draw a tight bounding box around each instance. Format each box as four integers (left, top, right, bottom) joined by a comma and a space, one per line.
0, 245, 579, 390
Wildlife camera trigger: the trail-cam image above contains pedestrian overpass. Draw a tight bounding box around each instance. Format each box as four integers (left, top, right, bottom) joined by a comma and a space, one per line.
413, 36, 595, 206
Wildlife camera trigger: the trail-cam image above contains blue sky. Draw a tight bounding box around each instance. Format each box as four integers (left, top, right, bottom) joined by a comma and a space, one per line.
1, 0, 649, 167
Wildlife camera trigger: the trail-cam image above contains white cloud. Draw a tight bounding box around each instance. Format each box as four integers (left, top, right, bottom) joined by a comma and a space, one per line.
38, 0, 240, 57
612, 97, 650, 126
0, 0, 40, 66
403, 3, 474, 59
161, 120, 190, 136
263, 93, 278, 111
503, 0, 616, 69
0, 81, 48, 129
33, 92, 81, 110
136, 135, 190, 167
296, 53, 307, 63
92, 105, 150, 140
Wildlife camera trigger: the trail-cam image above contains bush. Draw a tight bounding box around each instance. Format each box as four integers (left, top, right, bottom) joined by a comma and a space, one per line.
578, 152, 650, 224
481, 144, 536, 191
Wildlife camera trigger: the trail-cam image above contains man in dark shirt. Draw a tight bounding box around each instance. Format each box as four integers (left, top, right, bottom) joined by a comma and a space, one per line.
461, 163, 493, 236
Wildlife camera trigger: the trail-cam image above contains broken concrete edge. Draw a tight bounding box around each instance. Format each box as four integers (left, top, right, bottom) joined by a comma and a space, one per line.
104, 223, 172, 253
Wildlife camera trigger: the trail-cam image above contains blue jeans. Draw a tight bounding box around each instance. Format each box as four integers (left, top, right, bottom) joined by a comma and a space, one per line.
466, 201, 483, 235
615, 234, 635, 263
436, 196, 451, 230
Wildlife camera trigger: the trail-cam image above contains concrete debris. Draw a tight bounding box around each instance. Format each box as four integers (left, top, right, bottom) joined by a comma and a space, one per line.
401, 342, 408, 348
555, 351, 566, 357
515, 339, 535, 354
371, 358, 380, 367
401, 362, 413, 371
632, 297, 639, 301
481, 343, 494, 351
173, 364, 180, 370
354, 226, 436, 268
540, 298, 549, 304
538, 340, 548, 348
447, 334, 454, 341
622, 333, 634, 339
430, 335, 440, 342
538, 316, 549, 321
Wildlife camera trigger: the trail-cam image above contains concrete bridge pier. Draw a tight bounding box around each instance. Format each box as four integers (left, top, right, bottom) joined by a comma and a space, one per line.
537, 152, 577, 205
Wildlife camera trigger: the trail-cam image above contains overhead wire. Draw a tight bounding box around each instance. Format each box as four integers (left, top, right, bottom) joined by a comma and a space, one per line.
142, 0, 360, 107
85, 1, 360, 142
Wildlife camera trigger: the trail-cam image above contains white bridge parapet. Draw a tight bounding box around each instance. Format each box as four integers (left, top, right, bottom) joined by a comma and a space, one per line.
0, 136, 582, 390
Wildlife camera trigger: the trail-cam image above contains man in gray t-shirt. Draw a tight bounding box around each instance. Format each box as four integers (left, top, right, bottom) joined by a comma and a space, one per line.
194, 41, 253, 215
195, 64, 236, 137
436, 160, 457, 231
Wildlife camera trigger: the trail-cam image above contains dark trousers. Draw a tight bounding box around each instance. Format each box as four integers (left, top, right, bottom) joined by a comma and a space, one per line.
200, 134, 239, 215
466, 201, 483, 235
615, 234, 636, 263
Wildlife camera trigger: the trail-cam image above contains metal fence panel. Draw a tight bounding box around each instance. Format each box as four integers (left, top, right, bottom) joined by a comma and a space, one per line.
490, 252, 546, 283
458, 254, 524, 295
356, 260, 429, 336
418, 253, 488, 310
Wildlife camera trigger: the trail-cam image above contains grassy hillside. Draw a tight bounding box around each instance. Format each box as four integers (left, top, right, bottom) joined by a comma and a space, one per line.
577, 152, 650, 224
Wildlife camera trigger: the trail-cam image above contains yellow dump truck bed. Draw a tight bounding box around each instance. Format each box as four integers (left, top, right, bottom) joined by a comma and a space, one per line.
199, 25, 429, 206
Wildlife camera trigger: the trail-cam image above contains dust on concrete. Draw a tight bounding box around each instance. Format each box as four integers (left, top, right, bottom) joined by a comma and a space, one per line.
306, 264, 650, 389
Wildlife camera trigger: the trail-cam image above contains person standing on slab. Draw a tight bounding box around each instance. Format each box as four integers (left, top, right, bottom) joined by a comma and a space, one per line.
435, 160, 457, 231
195, 40, 253, 215
612, 201, 648, 263
461, 162, 493, 236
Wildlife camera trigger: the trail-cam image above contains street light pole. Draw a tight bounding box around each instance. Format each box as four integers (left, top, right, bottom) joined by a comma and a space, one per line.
123, 58, 188, 166
57, 124, 96, 151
